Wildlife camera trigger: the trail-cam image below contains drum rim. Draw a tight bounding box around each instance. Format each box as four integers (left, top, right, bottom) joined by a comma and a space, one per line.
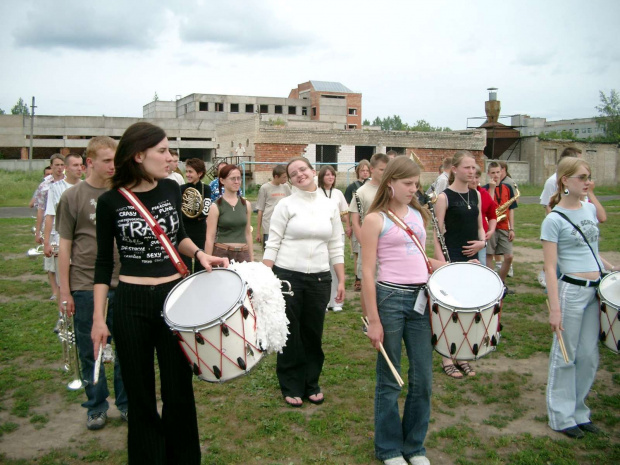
163, 268, 247, 330
427, 262, 504, 311
599, 271, 620, 308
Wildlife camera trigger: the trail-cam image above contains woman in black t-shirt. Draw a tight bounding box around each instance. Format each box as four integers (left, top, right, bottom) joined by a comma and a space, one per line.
433, 151, 486, 379
92, 122, 227, 464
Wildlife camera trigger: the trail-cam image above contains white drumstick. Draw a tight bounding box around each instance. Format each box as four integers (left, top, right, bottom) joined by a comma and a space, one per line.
362, 317, 404, 387
93, 299, 109, 385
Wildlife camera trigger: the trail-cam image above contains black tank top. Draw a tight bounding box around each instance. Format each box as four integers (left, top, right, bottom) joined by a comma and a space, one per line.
443, 188, 479, 251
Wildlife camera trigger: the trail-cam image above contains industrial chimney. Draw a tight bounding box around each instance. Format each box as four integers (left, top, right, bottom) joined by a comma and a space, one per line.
485, 87, 500, 124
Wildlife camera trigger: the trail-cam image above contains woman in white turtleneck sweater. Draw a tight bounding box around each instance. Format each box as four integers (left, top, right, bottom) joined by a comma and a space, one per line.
263, 157, 345, 408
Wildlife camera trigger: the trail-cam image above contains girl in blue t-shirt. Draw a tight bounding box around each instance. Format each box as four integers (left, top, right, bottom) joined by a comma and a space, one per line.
541, 157, 616, 439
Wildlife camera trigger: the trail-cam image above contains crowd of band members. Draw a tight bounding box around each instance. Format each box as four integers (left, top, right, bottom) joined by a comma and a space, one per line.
30, 123, 617, 464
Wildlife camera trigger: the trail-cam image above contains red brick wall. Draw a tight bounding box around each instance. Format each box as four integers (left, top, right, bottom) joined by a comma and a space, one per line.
408, 148, 484, 172
255, 143, 308, 171
346, 93, 362, 128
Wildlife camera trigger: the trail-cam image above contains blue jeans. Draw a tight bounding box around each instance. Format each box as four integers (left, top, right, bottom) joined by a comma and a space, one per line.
73, 290, 128, 416
478, 247, 487, 267
374, 283, 433, 461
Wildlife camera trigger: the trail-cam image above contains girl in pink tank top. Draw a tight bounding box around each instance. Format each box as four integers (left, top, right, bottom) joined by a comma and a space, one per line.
361, 157, 446, 464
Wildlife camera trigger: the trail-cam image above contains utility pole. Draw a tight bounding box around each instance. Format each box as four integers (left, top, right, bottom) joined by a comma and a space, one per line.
29, 96, 37, 171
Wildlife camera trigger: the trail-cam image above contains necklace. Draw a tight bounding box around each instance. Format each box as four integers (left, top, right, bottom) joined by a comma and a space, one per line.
456, 189, 471, 209
322, 187, 332, 198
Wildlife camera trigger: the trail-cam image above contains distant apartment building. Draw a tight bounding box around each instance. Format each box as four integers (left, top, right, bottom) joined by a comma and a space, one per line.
511, 115, 605, 138
144, 80, 362, 130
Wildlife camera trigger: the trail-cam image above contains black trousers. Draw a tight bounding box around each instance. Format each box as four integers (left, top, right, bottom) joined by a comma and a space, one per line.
114, 280, 200, 465
272, 266, 331, 398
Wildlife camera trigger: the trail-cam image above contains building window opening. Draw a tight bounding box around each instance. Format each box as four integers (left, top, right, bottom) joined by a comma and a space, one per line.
230, 103, 239, 113
199, 102, 209, 111
288, 106, 296, 115
245, 104, 254, 113
348, 124, 357, 129
348, 108, 357, 116
274, 105, 283, 114
312, 107, 317, 116
302, 107, 308, 116
215, 103, 224, 112
259, 104, 269, 114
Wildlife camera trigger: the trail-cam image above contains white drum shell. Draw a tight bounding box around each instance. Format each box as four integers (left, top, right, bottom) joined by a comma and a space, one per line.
427, 263, 504, 360
163, 269, 264, 382
599, 272, 620, 354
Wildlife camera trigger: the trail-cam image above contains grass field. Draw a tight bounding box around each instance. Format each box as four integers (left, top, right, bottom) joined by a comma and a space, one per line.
0, 183, 618, 464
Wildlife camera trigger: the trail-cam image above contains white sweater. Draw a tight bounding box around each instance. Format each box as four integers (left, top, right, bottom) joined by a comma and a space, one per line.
264, 188, 344, 273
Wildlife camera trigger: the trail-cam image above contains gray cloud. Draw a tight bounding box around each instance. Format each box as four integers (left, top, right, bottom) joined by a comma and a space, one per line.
12, 0, 166, 51
514, 49, 556, 67
175, 1, 311, 53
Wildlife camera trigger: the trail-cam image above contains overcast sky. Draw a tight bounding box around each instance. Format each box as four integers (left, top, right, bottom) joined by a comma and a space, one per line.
1, 0, 618, 130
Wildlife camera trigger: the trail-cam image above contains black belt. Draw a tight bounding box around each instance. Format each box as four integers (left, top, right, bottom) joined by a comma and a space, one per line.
559, 274, 601, 288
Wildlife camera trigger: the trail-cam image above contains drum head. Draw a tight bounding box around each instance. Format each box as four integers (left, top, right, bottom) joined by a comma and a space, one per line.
599, 272, 620, 307
428, 262, 504, 310
164, 269, 245, 328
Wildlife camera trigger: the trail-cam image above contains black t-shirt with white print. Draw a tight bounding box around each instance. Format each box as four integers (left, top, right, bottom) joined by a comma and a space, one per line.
95, 179, 189, 285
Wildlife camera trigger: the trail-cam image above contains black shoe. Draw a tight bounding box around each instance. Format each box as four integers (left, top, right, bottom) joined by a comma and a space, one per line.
558, 426, 584, 439
578, 422, 601, 434
505, 287, 516, 295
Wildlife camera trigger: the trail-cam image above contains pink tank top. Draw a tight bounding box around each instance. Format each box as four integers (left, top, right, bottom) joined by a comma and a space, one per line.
376, 207, 428, 284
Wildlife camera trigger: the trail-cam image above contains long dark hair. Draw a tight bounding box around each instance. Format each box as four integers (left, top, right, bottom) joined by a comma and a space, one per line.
318, 165, 336, 189
111, 122, 167, 190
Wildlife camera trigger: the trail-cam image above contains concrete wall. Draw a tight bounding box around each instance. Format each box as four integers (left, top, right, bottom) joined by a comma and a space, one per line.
0, 159, 49, 172
520, 136, 619, 185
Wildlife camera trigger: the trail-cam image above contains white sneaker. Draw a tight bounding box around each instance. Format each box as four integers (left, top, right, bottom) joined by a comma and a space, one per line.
409, 456, 431, 465
331, 306, 343, 312
508, 265, 514, 277
494, 262, 501, 274
102, 344, 115, 363
384, 457, 407, 465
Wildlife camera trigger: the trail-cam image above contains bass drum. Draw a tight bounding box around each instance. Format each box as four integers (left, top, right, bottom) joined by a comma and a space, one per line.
163, 268, 263, 382
599, 272, 620, 354
427, 262, 505, 360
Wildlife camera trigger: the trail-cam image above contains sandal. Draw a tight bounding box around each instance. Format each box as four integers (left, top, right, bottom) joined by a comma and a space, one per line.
354, 279, 362, 292
307, 393, 324, 405
455, 361, 476, 377
284, 396, 303, 408
442, 362, 463, 379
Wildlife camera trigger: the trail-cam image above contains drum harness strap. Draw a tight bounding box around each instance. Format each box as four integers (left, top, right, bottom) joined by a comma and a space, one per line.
550, 211, 604, 286
386, 209, 433, 275
118, 187, 190, 278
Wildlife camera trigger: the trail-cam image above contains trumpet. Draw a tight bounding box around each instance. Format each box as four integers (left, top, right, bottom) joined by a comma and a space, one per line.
425, 186, 451, 262
496, 183, 520, 223
56, 302, 85, 390
26, 242, 58, 257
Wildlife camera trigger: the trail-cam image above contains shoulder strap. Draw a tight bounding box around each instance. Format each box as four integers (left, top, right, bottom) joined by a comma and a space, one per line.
550, 210, 602, 274
118, 187, 189, 278
386, 209, 433, 274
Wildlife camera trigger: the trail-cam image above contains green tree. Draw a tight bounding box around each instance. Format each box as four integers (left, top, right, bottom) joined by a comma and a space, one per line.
367, 115, 451, 132
11, 98, 30, 115
0, 107, 5, 115
362, 118, 370, 126
595, 89, 620, 142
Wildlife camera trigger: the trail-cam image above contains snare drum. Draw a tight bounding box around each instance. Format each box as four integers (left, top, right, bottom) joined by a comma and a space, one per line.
599, 272, 620, 354
427, 262, 505, 360
163, 268, 263, 382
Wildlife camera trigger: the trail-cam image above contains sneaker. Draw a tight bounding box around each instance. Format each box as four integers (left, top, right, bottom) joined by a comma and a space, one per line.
494, 263, 501, 274
120, 410, 128, 422
331, 306, 343, 312
508, 265, 514, 277
102, 344, 115, 364
49, 294, 57, 301
558, 426, 584, 439
409, 456, 431, 465
578, 422, 601, 434
384, 457, 407, 465
86, 411, 107, 430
